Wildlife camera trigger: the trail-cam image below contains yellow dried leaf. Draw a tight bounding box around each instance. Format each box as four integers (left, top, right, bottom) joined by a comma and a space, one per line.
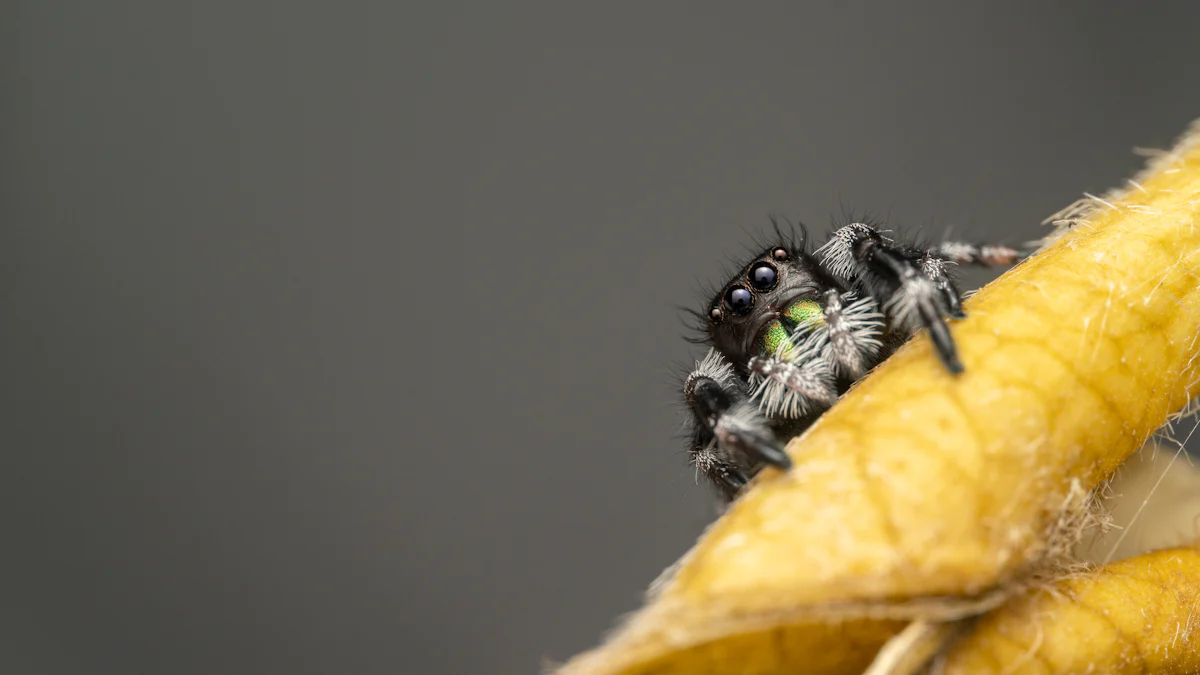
940, 547, 1200, 674
556, 122, 1200, 675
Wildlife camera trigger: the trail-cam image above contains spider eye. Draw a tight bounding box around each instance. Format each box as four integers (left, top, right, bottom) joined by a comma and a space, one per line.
724, 286, 753, 314
749, 263, 778, 291
772, 247, 789, 261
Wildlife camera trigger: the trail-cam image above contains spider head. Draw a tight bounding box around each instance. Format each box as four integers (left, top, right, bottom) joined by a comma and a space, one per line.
705, 246, 829, 371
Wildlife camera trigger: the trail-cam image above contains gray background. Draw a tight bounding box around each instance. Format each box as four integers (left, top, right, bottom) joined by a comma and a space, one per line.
5, 3, 1200, 674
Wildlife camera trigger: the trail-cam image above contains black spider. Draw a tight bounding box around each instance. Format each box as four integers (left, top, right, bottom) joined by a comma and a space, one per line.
681, 221, 1024, 502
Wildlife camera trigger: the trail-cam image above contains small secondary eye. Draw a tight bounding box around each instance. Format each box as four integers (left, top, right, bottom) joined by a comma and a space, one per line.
749, 262, 777, 291
725, 286, 754, 314
772, 247, 789, 261
709, 306, 723, 323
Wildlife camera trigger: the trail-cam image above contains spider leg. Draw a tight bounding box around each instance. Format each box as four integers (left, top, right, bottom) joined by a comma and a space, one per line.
928, 241, 1026, 319
933, 241, 1026, 268
683, 350, 790, 496
747, 340, 838, 419
688, 428, 750, 501
918, 252, 967, 320
818, 288, 885, 379
817, 223, 965, 373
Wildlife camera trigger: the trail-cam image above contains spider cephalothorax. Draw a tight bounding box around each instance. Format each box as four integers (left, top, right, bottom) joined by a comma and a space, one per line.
682, 222, 1023, 501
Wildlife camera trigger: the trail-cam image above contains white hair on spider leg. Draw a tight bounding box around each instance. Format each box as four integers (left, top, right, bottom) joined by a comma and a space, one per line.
919, 254, 951, 279
822, 291, 885, 378
935, 241, 976, 265
712, 400, 774, 457
690, 437, 741, 476
815, 223, 879, 280
747, 352, 836, 419
885, 272, 939, 332
691, 440, 719, 478
686, 348, 739, 392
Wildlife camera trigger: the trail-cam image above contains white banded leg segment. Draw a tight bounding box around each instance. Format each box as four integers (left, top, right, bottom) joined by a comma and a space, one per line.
820, 290, 884, 379
934, 241, 1024, 267
689, 434, 749, 500
711, 400, 787, 469
819, 224, 964, 374
879, 252, 943, 333
684, 349, 791, 474
814, 222, 884, 280
918, 254, 966, 319
873, 247, 962, 373
684, 348, 739, 396
748, 354, 837, 419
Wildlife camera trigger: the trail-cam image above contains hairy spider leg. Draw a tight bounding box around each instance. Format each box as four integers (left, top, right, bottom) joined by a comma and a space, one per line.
816, 224, 1023, 375
746, 353, 836, 419
925, 241, 1026, 319
684, 350, 790, 499
933, 241, 1026, 268
817, 289, 886, 379
687, 425, 750, 501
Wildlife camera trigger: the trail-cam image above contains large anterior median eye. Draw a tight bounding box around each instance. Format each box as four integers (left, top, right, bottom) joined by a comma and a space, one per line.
724, 286, 753, 314
749, 262, 777, 291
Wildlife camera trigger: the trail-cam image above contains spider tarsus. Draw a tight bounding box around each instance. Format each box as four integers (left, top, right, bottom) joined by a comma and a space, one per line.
929, 323, 965, 374
715, 466, 749, 494
745, 436, 791, 469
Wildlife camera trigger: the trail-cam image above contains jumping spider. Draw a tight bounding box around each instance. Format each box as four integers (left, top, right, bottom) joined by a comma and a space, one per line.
683, 222, 1023, 502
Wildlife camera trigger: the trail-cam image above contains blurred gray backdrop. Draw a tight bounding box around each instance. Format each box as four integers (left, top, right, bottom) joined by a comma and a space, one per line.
5, 2, 1200, 674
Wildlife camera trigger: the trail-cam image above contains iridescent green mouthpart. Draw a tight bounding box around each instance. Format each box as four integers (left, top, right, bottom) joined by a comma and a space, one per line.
757, 320, 792, 358
783, 299, 825, 328
755, 298, 825, 358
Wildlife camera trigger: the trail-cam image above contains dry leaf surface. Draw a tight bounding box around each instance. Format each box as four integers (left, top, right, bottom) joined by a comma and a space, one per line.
557, 123, 1200, 675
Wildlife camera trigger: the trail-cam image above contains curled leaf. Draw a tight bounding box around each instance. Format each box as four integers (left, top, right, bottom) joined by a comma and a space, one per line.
557, 121, 1200, 675
940, 547, 1200, 674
